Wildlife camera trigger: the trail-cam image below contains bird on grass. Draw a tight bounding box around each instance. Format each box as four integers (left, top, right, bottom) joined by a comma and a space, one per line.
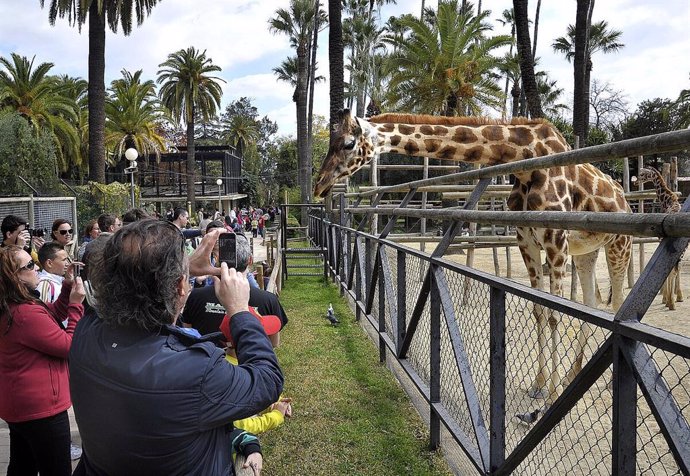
326, 303, 340, 325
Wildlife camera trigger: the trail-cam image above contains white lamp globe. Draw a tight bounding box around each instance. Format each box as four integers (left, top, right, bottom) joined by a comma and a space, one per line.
216, 178, 223, 186
125, 148, 139, 163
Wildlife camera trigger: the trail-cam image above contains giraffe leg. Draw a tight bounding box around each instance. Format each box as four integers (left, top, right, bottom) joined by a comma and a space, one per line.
662, 277, 669, 306
516, 234, 548, 398
674, 264, 683, 302
564, 251, 598, 387
605, 235, 632, 312
663, 274, 675, 310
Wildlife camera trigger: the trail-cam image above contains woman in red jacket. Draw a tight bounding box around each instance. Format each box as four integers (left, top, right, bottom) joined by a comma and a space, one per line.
0, 245, 85, 476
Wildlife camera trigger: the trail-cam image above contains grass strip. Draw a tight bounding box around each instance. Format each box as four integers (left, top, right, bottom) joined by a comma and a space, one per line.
260, 276, 452, 476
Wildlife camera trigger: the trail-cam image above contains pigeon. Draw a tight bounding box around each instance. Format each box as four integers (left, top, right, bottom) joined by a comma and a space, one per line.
515, 408, 541, 425
326, 303, 340, 325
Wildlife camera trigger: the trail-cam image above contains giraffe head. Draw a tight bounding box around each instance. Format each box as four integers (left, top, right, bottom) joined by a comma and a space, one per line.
635, 167, 662, 185
314, 109, 377, 198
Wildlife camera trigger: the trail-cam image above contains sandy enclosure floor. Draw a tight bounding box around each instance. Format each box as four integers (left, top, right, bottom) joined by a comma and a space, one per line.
405, 240, 689, 337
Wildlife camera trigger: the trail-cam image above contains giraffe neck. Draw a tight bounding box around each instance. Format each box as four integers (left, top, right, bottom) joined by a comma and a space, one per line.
650, 174, 680, 212
369, 121, 569, 171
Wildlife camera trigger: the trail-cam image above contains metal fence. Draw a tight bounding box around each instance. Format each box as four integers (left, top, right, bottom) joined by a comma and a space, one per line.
0, 196, 78, 239
301, 129, 690, 475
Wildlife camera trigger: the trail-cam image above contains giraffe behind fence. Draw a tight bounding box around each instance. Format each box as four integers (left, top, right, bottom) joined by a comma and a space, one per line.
637, 167, 684, 310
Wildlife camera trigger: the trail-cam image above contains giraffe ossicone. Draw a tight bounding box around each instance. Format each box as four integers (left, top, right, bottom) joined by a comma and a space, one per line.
317, 110, 633, 407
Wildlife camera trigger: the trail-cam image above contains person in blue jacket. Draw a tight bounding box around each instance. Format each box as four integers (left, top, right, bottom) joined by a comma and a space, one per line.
69, 219, 283, 476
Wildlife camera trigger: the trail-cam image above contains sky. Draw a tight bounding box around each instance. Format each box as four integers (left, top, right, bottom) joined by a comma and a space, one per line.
0, 0, 687, 137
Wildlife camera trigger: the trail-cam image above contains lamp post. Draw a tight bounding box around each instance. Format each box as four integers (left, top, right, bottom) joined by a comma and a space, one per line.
124, 148, 139, 209
216, 178, 223, 215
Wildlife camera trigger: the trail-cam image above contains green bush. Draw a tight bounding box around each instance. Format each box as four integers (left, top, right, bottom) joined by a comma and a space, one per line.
74, 182, 136, 229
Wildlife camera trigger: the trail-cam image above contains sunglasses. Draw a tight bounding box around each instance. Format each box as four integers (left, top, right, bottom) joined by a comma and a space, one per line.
18, 260, 36, 272
58, 229, 74, 235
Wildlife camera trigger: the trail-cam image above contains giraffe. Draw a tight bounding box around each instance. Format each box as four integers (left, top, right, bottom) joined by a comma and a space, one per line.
636, 167, 683, 310
315, 110, 633, 405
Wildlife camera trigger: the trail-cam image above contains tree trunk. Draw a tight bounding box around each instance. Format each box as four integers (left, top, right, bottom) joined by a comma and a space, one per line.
513, 0, 544, 118
511, 82, 521, 118
573, 0, 591, 143
328, 0, 344, 145
297, 43, 310, 220
87, 2, 106, 183
502, 23, 515, 120
186, 112, 196, 205
531, 0, 542, 58
307, 4, 319, 163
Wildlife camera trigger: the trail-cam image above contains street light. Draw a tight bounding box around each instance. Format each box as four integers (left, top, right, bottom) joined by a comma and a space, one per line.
124, 148, 139, 209
216, 178, 223, 215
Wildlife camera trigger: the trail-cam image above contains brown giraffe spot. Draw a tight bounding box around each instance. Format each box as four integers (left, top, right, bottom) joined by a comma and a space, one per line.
482, 126, 505, 141
379, 123, 395, 133
451, 127, 478, 144
398, 124, 416, 135
509, 127, 534, 146
522, 148, 534, 159
507, 194, 522, 210
404, 140, 420, 155
528, 267, 537, 278
554, 232, 566, 250
419, 125, 434, 135
600, 201, 617, 213
555, 179, 567, 198
535, 142, 549, 156
490, 144, 517, 163
616, 194, 627, 209
424, 139, 442, 153
437, 145, 458, 160
465, 146, 484, 162
544, 229, 553, 242
572, 189, 583, 209
546, 247, 558, 262
433, 126, 449, 136
390, 135, 402, 146
535, 124, 554, 139
553, 255, 565, 268
546, 139, 566, 153
598, 182, 613, 198
563, 197, 572, 210
415, 134, 421, 139
530, 171, 547, 189
527, 194, 543, 209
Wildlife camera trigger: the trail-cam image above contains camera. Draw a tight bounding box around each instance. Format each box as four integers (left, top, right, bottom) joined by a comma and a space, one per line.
218, 233, 237, 269
26, 224, 46, 238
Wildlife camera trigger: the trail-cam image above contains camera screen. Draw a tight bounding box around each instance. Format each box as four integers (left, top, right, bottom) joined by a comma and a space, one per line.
218, 233, 237, 269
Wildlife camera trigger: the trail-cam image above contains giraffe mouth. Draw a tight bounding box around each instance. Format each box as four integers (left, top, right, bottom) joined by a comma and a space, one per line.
314, 180, 332, 198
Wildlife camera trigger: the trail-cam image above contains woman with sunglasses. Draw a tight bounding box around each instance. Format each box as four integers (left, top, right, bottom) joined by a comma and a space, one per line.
0, 245, 85, 475
51, 219, 76, 259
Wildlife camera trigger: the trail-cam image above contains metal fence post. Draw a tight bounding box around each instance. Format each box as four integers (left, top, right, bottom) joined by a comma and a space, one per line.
396, 249, 407, 356
612, 336, 637, 475
429, 265, 441, 450
378, 247, 386, 363
490, 286, 506, 471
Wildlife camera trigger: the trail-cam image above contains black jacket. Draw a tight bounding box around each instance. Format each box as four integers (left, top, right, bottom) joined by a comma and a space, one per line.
69, 310, 283, 475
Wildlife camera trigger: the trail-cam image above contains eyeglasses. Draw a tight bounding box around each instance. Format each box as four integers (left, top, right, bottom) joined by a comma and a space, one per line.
58, 229, 73, 235
17, 260, 36, 272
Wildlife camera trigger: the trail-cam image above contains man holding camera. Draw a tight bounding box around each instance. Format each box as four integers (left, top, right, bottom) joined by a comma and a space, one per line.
1, 215, 44, 263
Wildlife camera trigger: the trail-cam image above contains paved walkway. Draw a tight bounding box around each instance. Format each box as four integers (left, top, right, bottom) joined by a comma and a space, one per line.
0, 236, 270, 471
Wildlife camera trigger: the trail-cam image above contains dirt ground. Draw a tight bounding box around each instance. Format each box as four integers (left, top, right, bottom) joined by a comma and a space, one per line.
413, 240, 689, 337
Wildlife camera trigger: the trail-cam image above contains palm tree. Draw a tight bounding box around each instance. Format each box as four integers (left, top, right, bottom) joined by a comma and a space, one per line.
54, 74, 88, 175
328, 0, 344, 144
223, 115, 259, 157
157, 47, 224, 205
270, 0, 321, 211
0, 53, 80, 172
105, 69, 165, 166
512, 0, 543, 118
39, 0, 161, 183
553, 19, 624, 143
384, 0, 511, 116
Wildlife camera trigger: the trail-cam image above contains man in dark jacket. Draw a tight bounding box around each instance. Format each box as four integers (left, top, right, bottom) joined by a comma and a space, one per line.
69, 219, 283, 475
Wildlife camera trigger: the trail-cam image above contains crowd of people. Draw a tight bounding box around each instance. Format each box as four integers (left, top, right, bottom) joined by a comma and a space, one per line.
0, 206, 289, 475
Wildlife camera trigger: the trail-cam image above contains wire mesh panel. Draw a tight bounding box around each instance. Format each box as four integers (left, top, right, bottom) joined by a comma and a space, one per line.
313, 210, 690, 475
0, 199, 31, 222
34, 200, 76, 233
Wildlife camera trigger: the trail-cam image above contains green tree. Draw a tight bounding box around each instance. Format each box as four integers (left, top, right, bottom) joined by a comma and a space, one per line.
0, 112, 61, 195
270, 0, 322, 213
54, 74, 89, 176
39, 0, 162, 183
552, 18, 624, 143
157, 47, 224, 205
384, 0, 511, 116
105, 69, 166, 165
0, 53, 79, 173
